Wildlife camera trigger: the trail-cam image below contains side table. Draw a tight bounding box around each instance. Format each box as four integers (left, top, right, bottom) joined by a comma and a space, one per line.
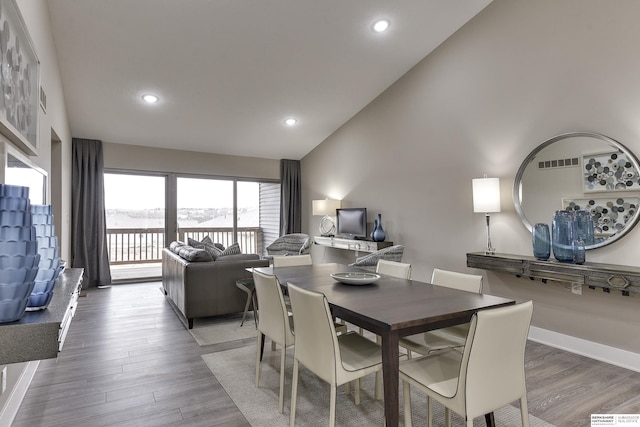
235, 278, 258, 327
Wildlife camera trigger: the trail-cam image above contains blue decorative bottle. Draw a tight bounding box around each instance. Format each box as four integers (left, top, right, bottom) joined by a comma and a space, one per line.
372, 213, 386, 242
574, 210, 595, 246
532, 223, 550, 261
552, 210, 576, 262
370, 219, 377, 241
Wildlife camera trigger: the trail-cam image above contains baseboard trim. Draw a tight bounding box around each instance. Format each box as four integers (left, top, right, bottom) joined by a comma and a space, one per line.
529, 326, 640, 373
0, 360, 39, 426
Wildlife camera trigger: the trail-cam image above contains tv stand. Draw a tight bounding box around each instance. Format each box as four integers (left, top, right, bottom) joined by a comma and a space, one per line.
314, 235, 393, 253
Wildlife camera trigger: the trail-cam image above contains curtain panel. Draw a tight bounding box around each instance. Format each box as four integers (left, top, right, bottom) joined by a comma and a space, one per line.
71, 138, 112, 287
280, 159, 301, 235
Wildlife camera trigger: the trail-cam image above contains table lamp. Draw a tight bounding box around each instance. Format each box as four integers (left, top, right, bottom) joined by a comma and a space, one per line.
472, 175, 501, 254
312, 199, 341, 236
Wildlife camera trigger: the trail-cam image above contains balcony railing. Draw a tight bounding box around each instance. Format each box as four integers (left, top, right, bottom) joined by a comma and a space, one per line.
107, 227, 263, 265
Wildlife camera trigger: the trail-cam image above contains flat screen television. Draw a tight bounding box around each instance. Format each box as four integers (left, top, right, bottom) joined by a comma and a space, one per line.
336, 208, 367, 239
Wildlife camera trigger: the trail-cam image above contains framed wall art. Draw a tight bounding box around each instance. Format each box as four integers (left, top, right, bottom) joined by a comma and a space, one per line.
0, 0, 40, 156
582, 151, 640, 192
562, 196, 640, 238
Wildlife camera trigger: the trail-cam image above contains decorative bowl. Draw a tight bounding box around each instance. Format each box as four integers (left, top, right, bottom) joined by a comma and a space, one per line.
0, 197, 29, 211
31, 278, 57, 295
0, 185, 29, 198
0, 253, 40, 269
31, 213, 54, 225
29, 205, 52, 215
36, 235, 58, 249
0, 281, 35, 301
38, 247, 59, 260
34, 224, 55, 236
0, 297, 30, 323
330, 272, 381, 285
0, 225, 35, 241
26, 291, 54, 311
0, 210, 32, 226
0, 240, 39, 255
0, 267, 39, 285
39, 257, 61, 270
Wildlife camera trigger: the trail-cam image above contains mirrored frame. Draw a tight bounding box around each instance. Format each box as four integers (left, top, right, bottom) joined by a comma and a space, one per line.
513, 132, 640, 249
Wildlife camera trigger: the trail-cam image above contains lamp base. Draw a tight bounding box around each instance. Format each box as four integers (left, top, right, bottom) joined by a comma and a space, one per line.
319, 215, 336, 236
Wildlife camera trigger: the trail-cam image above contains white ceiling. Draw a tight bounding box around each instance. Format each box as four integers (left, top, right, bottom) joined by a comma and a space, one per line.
47, 0, 492, 160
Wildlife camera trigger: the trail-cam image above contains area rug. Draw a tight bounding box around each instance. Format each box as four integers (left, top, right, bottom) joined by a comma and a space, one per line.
202, 345, 556, 427
188, 313, 257, 346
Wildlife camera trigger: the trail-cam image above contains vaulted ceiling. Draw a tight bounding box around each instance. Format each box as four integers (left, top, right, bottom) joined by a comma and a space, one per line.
48, 0, 492, 159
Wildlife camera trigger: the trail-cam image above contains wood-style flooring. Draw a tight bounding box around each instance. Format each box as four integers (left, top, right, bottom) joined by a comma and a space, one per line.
10, 282, 640, 427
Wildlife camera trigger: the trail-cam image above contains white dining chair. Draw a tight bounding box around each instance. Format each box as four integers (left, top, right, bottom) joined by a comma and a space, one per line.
399, 268, 483, 358
253, 269, 295, 414
287, 282, 383, 427
400, 300, 533, 427
272, 254, 313, 267
376, 259, 412, 279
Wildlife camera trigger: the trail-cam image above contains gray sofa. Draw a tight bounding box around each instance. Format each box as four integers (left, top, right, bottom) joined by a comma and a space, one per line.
162, 246, 269, 329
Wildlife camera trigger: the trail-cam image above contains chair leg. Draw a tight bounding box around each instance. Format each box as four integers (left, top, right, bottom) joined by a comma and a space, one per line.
290, 359, 299, 427
354, 378, 360, 405
279, 345, 286, 413
445, 407, 451, 427
520, 396, 530, 427
345, 381, 351, 395
403, 380, 412, 427
329, 385, 337, 427
427, 397, 433, 427
485, 412, 496, 427
255, 333, 263, 387
375, 369, 382, 400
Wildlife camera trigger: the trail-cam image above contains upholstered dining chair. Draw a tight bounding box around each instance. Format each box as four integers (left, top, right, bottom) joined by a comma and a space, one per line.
287, 282, 383, 427
252, 269, 295, 414
272, 254, 313, 267
348, 244, 404, 270
266, 233, 312, 257
376, 259, 412, 279
399, 268, 483, 358
400, 300, 534, 427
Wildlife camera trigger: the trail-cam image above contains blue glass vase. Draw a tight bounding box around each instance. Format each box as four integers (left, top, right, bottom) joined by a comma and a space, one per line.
370, 219, 377, 241
572, 239, 586, 264
372, 213, 386, 242
552, 210, 576, 262
532, 223, 550, 261
574, 210, 595, 246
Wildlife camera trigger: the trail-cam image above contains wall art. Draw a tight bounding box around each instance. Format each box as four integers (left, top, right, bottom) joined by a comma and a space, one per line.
562, 197, 640, 238
582, 151, 640, 192
0, 0, 39, 155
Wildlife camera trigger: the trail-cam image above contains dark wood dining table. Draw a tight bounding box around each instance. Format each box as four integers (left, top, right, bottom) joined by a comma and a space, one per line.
251, 263, 515, 427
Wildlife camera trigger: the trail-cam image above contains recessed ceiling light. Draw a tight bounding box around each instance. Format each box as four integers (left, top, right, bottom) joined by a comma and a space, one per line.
372, 19, 390, 33
284, 118, 297, 126
142, 94, 159, 104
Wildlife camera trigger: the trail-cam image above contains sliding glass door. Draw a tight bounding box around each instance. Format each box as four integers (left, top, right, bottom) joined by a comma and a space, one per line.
104, 172, 166, 281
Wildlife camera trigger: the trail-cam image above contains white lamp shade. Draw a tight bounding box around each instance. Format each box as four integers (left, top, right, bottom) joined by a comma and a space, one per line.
472, 177, 501, 213
312, 199, 341, 216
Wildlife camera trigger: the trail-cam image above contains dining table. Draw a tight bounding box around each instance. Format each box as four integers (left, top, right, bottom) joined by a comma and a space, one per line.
251, 262, 516, 427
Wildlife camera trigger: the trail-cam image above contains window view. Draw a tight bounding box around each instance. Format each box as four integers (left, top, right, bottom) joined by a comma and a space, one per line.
104, 173, 166, 281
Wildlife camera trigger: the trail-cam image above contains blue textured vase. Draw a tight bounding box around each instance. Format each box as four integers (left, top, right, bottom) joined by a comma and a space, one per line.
372, 213, 386, 242
532, 223, 550, 261
27, 204, 61, 311
552, 210, 576, 263
370, 219, 377, 240
574, 210, 595, 246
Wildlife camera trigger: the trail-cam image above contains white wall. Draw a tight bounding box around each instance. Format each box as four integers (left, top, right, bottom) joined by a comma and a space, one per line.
302, 0, 640, 357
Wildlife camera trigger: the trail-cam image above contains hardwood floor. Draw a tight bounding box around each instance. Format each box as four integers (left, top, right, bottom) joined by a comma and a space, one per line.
10, 281, 640, 426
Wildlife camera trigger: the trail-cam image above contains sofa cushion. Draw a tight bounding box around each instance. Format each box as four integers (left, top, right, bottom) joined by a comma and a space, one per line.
174, 245, 213, 262
170, 241, 186, 252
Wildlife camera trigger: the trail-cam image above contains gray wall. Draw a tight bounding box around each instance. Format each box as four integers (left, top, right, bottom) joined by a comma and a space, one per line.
302, 0, 640, 355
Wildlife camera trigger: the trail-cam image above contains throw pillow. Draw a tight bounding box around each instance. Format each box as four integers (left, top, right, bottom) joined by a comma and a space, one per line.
175, 245, 213, 262
350, 245, 404, 267
203, 242, 223, 260
219, 242, 241, 257
187, 237, 205, 248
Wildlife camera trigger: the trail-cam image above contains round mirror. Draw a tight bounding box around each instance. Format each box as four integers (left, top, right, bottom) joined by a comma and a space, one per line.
513, 132, 640, 249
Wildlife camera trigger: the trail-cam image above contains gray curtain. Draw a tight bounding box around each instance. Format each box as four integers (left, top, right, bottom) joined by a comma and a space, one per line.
280, 159, 302, 235
71, 138, 112, 287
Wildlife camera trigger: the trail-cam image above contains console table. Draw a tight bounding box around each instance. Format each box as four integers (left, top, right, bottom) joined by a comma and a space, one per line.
314, 235, 393, 253
467, 252, 640, 296
0, 268, 84, 364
